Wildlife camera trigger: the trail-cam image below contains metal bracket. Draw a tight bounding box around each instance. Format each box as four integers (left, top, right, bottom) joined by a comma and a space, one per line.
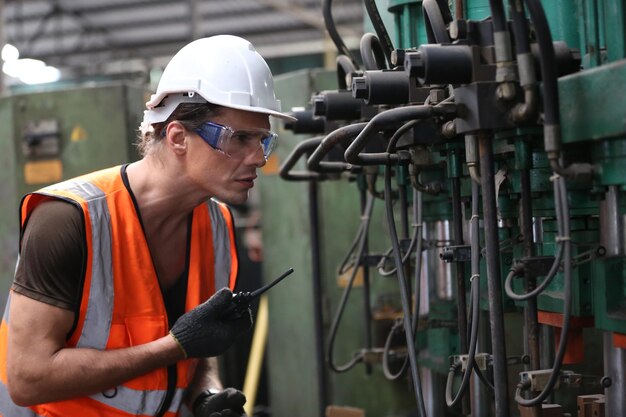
571, 246, 606, 268
440, 245, 472, 263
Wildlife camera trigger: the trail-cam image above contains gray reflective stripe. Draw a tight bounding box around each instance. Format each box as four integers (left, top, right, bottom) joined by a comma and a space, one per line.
208, 200, 232, 289
89, 385, 186, 415
0, 380, 40, 417
3, 292, 11, 324
40, 180, 114, 350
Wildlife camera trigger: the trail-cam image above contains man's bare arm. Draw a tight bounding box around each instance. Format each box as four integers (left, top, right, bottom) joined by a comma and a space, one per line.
6, 291, 185, 406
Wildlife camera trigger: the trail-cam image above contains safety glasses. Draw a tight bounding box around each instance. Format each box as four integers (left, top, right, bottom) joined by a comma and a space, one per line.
194, 121, 277, 160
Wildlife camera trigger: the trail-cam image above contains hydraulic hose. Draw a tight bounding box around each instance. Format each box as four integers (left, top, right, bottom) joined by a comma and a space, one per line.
360, 33, 388, 70
327, 193, 375, 373
423, 0, 451, 44
359, 186, 374, 375
377, 120, 424, 277
382, 186, 423, 380
337, 54, 358, 90
307, 123, 367, 173
489, 0, 508, 32
279, 136, 327, 181
323, 0, 359, 68
363, 0, 394, 67
478, 134, 510, 417
504, 244, 564, 300
344, 105, 456, 166
515, 176, 572, 407
384, 160, 427, 417
445, 180, 481, 408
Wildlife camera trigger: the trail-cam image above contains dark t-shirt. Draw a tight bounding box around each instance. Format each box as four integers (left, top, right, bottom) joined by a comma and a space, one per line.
12, 170, 189, 326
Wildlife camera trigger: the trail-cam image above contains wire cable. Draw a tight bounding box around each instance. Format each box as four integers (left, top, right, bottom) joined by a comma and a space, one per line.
327, 193, 375, 373
363, 0, 394, 67
514, 175, 572, 406
384, 161, 427, 416
323, 0, 359, 68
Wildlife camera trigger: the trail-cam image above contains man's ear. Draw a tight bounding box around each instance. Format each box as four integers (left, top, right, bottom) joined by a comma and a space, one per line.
164, 121, 188, 154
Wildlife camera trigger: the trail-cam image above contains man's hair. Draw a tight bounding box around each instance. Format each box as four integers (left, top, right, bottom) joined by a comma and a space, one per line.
137, 102, 222, 157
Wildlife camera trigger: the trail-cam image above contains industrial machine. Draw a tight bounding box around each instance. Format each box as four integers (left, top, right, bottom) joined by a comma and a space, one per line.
0, 83, 146, 313
261, 0, 626, 416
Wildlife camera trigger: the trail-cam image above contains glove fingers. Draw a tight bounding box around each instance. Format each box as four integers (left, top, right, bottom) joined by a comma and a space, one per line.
205, 287, 234, 316
224, 387, 247, 408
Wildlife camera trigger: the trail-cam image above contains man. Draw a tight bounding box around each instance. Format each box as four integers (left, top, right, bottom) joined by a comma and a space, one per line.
0, 35, 295, 417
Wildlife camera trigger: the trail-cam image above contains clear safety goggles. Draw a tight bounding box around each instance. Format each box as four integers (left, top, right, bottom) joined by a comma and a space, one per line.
194, 121, 278, 160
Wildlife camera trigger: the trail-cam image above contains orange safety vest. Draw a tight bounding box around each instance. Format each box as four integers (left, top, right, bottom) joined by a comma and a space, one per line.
0, 166, 239, 417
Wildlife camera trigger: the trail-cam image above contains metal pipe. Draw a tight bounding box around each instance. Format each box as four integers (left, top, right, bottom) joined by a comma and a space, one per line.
279, 136, 326, 181
308, 180, 328, 414
478, 133, 510, 417
359, 187, 373, 375
451, 177, 469, 415
520, 168, 541, 417
604, 332, 626, 416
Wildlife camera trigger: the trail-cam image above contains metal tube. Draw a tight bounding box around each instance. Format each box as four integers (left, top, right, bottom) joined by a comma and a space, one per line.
478, 133, 510, 417
308, 181, 328, 414
451, 177, 469, 415
520, 168, 541, 417
604, 332, 626, 416
359, 187, 373, 375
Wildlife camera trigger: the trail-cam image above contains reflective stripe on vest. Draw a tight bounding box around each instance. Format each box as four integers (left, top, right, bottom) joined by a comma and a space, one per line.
37, 179, 115, 350
208, 200, 231, 290
89, 385, 186, 415
0, 168, 238, 417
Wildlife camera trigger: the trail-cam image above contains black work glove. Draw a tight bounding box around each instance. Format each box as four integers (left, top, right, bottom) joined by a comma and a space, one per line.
170, 288, 253, 358
193, 388, 247, 417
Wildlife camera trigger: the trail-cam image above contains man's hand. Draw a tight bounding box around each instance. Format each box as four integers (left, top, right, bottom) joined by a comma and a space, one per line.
193, 388, 247, 417
170, 288, 252, 358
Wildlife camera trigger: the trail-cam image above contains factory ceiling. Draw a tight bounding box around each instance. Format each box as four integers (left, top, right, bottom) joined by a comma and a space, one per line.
3, 0, 364, 80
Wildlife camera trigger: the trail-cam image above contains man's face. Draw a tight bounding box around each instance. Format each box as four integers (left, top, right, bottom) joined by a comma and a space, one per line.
185, 107, 271, 205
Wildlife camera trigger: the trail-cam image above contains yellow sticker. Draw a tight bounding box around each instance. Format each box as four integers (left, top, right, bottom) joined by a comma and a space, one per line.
337, 265, 364, 288
260, 153, 280, 175
24, 160, 63, 184
70, 125, 88, 142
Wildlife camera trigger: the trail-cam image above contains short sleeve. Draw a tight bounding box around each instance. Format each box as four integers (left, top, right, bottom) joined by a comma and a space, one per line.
12, 199, 86, 312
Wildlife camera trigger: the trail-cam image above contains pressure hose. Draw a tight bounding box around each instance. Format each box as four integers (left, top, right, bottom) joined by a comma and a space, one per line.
445, 179, 482, 408
327, 192, 375, 373
363, 0, 394, 67
515, 175, 573, 407
323, 0, 359, 68
384, 159, 427, 416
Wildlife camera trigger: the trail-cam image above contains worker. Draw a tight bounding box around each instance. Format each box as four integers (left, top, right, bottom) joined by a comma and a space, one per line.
0, 35, 295, 417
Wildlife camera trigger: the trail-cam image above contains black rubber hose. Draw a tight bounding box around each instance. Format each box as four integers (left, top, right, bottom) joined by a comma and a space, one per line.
489, 0, 508, 32
308, 180, 328, 412
359, 186, 374, 375
344, 105, 455, 166
508, 0, 531, 54
323, 0, 359, 68
360, 33, 388, 70
515, 176, 572, 406
279, 136, 327, 181
307, 123, 367, 173
363, 0, 394, 67
337, 54, 358, 90
384, 161, 427, 417
522, 0, 560, 126
504, 243, 564, 300
327, 193, 375, 373
423, 0, 451, 43
478, 134, 511, 417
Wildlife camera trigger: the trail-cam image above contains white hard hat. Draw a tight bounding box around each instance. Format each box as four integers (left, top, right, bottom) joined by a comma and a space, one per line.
143, 35, 296, 125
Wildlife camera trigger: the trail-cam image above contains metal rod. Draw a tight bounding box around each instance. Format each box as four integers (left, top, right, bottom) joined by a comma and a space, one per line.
478, 133, 511, 417
308, 180, 328, 416
520, 167, 541, 417
451, 177, 470, 415
604, 332, 626, 416
359, 186, 373, 375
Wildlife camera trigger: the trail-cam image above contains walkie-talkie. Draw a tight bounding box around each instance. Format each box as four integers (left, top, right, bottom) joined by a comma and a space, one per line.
220, 267, 295, 319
